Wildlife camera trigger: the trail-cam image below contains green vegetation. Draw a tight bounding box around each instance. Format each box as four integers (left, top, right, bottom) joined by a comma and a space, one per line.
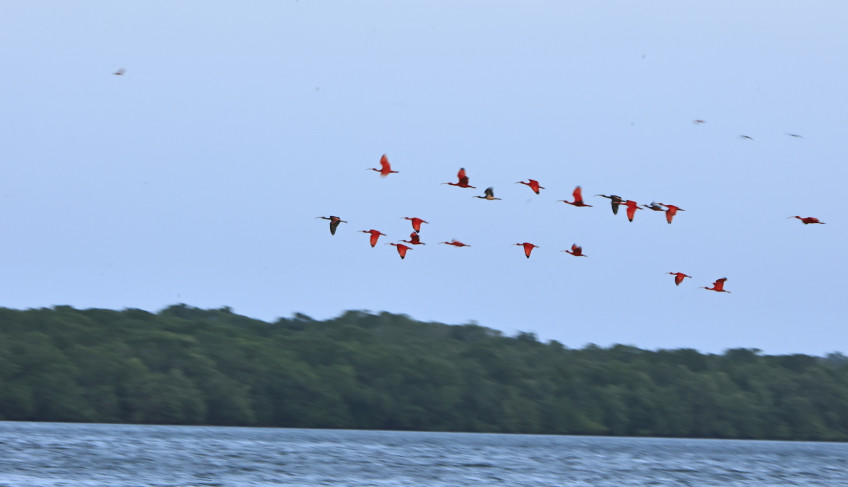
1, 305, 847, 440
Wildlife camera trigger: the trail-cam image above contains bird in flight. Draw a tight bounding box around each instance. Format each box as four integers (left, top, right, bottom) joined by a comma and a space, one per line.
596, 194, 624, 215
659, 203, 685, 224
702, 277, 731, 293
315, 216, 347, 235
642, 202, 665, 212
403, 217, 429, 233
440, 239, 471, 247
368, 154, 398, 177
516, 179, 545, 194
562, 244, 587, 257
389, 243, 412, 259
402, 232, 425, 245
789, 216, 825, 225
443, 168, 475, 188
668, 272, 691, 286
692, 119, 706, 125
558, 186, 592, 207
514, 242, 539, 258
786, 133, 804, 138
475, 187, 501, 200
739, 135, 754, 141
621, 200, 642, 222
360, 229, 387, 247
113, 68, 126, 76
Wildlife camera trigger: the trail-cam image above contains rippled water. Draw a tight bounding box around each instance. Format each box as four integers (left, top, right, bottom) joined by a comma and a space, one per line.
1, 422, 847, 486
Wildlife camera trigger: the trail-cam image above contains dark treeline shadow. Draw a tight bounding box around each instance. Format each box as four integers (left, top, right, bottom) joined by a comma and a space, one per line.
1, 305, 846, 441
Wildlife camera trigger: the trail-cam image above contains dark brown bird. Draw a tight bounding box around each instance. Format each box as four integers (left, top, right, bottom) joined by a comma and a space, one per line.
475, 187, 501, 200
643, 202, 665, 212
113, 68, 126, 76
596, 194, 624, 215
316, 216, 347, 235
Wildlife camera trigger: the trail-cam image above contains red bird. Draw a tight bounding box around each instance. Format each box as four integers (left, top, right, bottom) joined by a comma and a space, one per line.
789, 216, 825, 225
440, 239, 471, 247
668, 272, 691, 286
658, 203, 685, 224
702, 277, 731, 293
389, 243, 412, 259
442, 168, 475, 188
368, 154, 398, 177
558, 186, 593, 207
562, 244, 587, 257
315, 215, 348, 235
402, 232, 425, 245
360, 229, 387, 247
622, 200, 642, 222
516, 179, 545, 194
514, 242, 539, 258
403, 217, 429, 232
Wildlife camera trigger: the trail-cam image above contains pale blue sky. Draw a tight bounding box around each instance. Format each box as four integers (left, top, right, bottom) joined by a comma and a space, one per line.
1, 2, 846, 354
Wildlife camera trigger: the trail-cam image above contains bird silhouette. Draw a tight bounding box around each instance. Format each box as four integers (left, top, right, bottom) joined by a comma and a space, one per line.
315, 216, 347, 235
360, 229, 387, 247
789, 216, 825, 225
562, 244, 586, 257
692, 119, 706, 125
442, 168, 475, 188
659, 203, 685, 224
403, 217, 429, 233
668, 272, 691, 286
558, 186, 592, 207
516, 179, 544, 194
389, 243, 412, 259
113, 68, 126, 76
475, 187, 501, 200
367, 154, 398, 177
596, 194, 624, 215
514, 242, 539, 258
702, 277, 731, 293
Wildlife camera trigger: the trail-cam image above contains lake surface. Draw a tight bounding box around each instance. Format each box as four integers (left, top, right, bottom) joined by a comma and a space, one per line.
1, 422, 846, 486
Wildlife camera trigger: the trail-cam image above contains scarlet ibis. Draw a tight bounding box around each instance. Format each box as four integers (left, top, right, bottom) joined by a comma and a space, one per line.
514, 242, 538, 258
442, 168, 475, 188
403, 217, 429, 232
622, 200, 642, 222
596, 194, 624, 215
402, 232, 425, 245
389, 243, 412, 259
562, 244, 586, 257
789, 216, 825, 225
516, 179, 544, 194
643, 202, 665, 211
659, 203, 685, 224
360, 229, 387, 247
702, 277, 731, 293
440, 239, 470, 247
475, 187, 501, 200
113, 68, 126, 76
558, 186, 592, 207
367, 154, 398, 177
315, 216, 347, 235
668, 272, 691, 286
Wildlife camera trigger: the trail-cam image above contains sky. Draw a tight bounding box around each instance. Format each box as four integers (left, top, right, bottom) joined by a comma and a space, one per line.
1, 2, 846, 355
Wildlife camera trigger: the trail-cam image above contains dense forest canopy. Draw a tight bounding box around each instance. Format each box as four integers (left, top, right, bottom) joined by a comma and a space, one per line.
1, 305, 846, 441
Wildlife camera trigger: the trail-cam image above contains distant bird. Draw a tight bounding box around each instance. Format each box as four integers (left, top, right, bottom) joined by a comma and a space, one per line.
692, 119, 706, 125
475, 187, 501, 200
315, 216, 347, 235
622, 200, 642, 222
389, 243, 412, 259
514, 242, 539, 258
739, 135, 754, 140
702, 277, 731, 293
596, 194, 624, 215
668, 272, 691, 286
642, 202, 665, 212
402, 232, 425, 245
789, 216, 825, 225
440, 239, 470, 247
360, 229, 387, 247
558, 186, 592, 207
113, 68, 126, 76
443, 168, 475, 188
516, 179, 545, 194
368, 154, 398, 177
403, 217, 429, 233
659, 203, 685, 224
562, 244, 587, 257
786, 133, 804, 138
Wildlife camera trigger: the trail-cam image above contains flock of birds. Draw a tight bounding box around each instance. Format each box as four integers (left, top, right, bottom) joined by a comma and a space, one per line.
317, 153, 826, 295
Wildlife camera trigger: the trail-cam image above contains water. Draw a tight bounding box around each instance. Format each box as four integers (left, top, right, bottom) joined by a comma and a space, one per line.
1, 422, 846, 486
